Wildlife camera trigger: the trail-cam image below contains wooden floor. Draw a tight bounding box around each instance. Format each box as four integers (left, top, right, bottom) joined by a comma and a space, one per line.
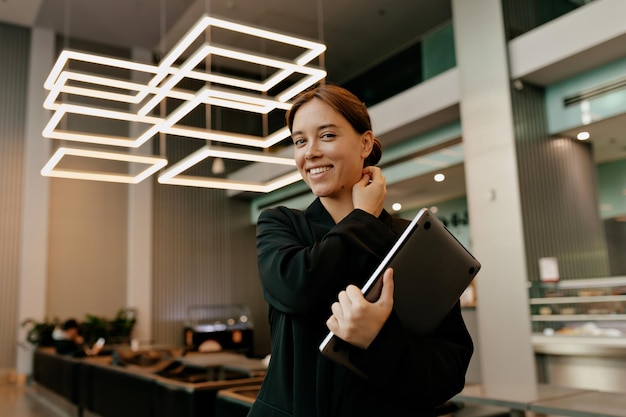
0, 383, 63, 417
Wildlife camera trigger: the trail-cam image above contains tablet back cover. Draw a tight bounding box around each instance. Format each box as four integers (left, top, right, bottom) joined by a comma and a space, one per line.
319, 209, 480, 377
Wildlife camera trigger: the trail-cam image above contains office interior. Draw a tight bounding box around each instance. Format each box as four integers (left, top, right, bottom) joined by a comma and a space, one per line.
1, 0, 626, 416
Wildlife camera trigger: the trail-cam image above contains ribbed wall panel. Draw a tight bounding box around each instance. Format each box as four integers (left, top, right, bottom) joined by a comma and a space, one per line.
0, 23, 30, 369
511, 82, 610, 281
152, 182, 267, 352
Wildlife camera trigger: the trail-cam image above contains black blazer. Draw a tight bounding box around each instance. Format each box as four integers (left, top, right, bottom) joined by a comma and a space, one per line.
248, 198, 473, 417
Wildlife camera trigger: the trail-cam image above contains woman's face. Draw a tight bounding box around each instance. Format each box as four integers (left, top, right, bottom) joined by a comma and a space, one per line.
291, 98, 372, 199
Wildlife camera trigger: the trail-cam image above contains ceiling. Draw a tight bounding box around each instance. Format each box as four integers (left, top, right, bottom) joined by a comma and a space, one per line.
0, 0, 452, 85
1, 0, 623, 214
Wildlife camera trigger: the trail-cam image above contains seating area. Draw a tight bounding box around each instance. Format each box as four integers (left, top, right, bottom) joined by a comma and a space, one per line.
32, 348, 265, 417
32, 348, 517, 417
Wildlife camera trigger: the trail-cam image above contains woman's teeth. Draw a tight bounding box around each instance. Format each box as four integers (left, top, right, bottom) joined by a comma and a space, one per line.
309, 166, 331, 175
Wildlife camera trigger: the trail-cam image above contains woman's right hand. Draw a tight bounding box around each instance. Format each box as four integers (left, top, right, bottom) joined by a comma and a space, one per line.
352, 166, 386, 217
326, 268, 395, 349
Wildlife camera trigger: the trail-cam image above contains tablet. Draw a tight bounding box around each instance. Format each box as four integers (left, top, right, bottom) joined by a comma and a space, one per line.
319, 208, 480, 377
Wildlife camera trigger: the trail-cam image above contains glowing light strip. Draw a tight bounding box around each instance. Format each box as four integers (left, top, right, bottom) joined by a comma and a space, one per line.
45, 71, 162, 109
159, 169, 301, 192
163, 126, 291, 148
138, 44, 212, 116
206, 145, 296, 165
158, 145, 299, 191
206, 97, 272, 114
42, 104, 163, 148
207, 88, 292, 110
44, 50, 161, 90
41, 147, 168, 184
277, 71, 327, 102
45, 69, 293, 114
205, 16, 325, 63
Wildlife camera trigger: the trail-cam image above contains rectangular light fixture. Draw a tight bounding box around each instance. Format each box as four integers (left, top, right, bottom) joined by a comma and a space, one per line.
41, 13, 324, 192
159, 170, 303, 193
41, 147, 168, 184
158, 144, 300, 192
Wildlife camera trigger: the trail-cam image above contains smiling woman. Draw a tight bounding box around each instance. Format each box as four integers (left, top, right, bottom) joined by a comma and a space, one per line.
248, 84, 474, 417
287, 84, 384, 223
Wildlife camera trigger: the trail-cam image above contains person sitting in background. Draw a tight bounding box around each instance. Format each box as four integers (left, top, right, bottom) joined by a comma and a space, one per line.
52, 318, 102, 357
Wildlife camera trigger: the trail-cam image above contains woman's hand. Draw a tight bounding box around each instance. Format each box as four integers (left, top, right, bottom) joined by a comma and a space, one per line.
326, 268, 394, 349
352, 166, 386, 217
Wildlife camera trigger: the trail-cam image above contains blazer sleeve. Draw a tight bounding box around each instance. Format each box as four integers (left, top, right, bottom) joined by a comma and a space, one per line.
256, 207, 398, 314
347, 301, 474, 407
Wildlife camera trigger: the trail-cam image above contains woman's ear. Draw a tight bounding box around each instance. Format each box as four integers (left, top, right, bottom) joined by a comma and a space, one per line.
360, 131, 374, 159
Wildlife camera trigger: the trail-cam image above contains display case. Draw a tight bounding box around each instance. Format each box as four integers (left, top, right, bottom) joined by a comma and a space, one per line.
184, 305, 254, 355
529, 276, 626, 392
529, 276, 626, 345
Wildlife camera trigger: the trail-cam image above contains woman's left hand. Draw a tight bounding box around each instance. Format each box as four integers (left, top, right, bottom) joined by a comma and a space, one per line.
352, 166, 386, 217
326, 268, 395, 349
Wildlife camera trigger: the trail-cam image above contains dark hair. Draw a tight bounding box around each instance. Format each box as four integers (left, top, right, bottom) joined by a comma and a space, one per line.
62, 319, 80, 331
286, 84, 383, 167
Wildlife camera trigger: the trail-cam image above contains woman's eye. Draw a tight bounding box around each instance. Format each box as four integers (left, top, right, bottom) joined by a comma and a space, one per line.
293, 138, 306, 146
321, 133, 336, 140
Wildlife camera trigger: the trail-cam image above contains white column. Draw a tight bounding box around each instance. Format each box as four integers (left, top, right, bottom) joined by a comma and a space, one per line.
126, 47, 154, 346
16, 27, 54, 377
452, 0, 537, 386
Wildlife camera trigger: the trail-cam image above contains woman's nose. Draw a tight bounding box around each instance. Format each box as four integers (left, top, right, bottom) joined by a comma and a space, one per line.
305, 142, 320, 160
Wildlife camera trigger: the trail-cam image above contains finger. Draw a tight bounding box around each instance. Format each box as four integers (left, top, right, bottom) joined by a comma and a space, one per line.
326, 314, 339, 332
363, 166, 382, 180
355, 172, 371, 188
331, 301, 343, 321
345, 284, 365, 304
377, 268, 395, 306
338, 289, 352, 308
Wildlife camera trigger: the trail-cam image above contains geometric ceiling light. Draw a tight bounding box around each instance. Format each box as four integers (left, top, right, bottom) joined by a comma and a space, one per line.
158, 144, 300, 192
40, 147, 168, 184
41, 14, 326, 191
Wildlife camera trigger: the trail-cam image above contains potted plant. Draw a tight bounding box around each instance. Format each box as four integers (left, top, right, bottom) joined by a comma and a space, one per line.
21, 317, 60, 347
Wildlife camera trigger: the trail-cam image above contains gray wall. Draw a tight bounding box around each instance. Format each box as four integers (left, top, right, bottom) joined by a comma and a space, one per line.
0, 22, 30, 372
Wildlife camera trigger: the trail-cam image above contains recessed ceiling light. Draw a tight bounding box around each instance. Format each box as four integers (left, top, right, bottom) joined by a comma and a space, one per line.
391, 202, 402, 211
434, 173, 445, 182
577, 131, 590, 140
430, 206, 439, 214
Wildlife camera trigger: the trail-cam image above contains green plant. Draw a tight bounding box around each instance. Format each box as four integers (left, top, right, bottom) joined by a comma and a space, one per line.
81, 314, 110, 345
82, 309, 137, 345
21, 317, 60, 347
109, 308, 137, 342
21, 309, 137, 348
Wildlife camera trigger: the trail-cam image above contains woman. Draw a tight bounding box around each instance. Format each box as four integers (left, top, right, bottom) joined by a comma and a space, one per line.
249, 84, 473, 417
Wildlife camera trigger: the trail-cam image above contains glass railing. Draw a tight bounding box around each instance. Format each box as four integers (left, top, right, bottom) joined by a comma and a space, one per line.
341, 22, 455, 107
340, 0, 596, 107
502, 0, 595, 40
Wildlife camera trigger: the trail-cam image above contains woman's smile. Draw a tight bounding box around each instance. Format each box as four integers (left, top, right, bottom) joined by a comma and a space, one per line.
308, 166, 333, 176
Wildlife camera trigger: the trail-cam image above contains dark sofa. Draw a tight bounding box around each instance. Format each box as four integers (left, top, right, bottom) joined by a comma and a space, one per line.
32, 348, 264, 417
